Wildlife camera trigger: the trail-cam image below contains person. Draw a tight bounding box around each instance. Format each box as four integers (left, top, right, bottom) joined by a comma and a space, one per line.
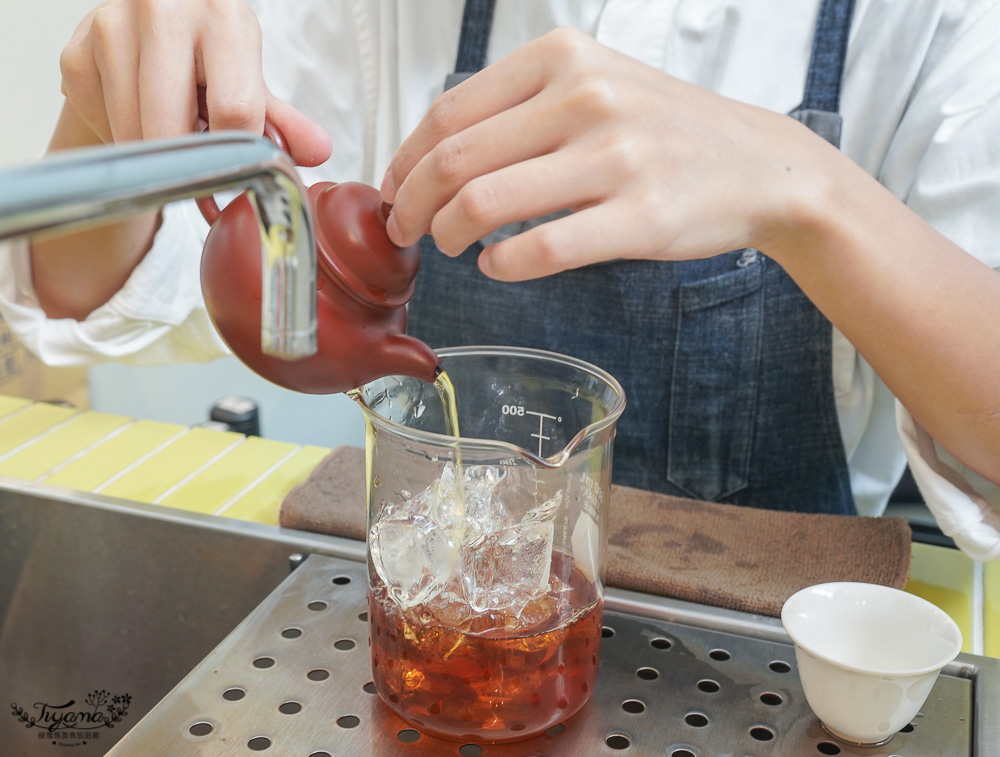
0, 0, 998, 560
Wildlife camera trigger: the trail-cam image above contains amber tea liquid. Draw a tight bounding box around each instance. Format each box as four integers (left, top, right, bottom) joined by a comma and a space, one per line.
433, 369, 461, 438
369, 550, 602, 743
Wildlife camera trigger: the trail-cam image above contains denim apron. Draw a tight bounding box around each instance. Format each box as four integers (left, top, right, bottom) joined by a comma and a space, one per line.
408, 0, 857, 514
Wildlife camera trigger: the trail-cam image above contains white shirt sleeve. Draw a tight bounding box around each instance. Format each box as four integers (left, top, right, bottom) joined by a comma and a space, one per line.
0, 199, 230, 367
877, 5, 1000, 560
898, 403, 1000, 562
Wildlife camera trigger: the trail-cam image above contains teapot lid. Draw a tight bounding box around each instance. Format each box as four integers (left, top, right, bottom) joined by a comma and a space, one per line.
310, 181, 420, 310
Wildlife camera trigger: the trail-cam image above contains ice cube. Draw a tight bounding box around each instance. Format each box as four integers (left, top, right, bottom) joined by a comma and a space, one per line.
460, 464, 514, 546
372, 463, 563, 623
460, 492, 561, 616
370, 512, 462, 610
369, 470, 467, 610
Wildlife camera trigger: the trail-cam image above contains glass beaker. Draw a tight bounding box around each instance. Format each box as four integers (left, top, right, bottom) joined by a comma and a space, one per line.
353, 345, 626, 743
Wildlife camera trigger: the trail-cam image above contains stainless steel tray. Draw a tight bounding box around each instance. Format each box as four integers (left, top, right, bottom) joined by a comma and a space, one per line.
107, 554, 1000, 756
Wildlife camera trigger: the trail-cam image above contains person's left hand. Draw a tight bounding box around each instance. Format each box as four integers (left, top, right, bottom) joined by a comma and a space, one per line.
381, 27, 841, 281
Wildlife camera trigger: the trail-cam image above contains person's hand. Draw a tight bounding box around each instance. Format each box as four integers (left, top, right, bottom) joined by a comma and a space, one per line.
381, 27, 845, 281
57, 0, 330, 165
31, 0, 332, 322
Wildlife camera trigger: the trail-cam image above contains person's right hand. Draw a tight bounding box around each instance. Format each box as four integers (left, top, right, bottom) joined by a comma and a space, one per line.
30, 0, 331, 322
57, 0, 331, 166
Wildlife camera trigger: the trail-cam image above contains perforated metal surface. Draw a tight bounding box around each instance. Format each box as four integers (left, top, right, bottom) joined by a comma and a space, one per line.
107, 554, 997, 756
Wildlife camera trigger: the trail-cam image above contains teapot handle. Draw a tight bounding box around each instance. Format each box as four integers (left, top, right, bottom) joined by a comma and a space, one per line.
195, 120, 289, 224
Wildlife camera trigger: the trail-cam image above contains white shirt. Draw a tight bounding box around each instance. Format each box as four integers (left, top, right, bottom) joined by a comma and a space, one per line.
2, 0, 999, 559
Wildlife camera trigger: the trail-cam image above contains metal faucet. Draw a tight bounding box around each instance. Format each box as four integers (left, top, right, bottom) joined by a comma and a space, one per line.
0, 131, 317, 359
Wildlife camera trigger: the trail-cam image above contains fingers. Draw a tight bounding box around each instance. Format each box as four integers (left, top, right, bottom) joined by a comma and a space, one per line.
60, 4, 135, 143
386, 95, 570, 248
384, 28, 635, 249
136, 7, 198, 139
265, 96, 333, 167
478, 201, 652, 282
197, 3, 266, 135
381, 30, 566, 205
58, 0, 325, 159
425, 145, 611, 256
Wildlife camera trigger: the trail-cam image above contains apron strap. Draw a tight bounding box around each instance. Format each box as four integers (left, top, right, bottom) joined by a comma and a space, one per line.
794, 0, 857, 146
445, 0, 497, 90
802, 0, 857, 112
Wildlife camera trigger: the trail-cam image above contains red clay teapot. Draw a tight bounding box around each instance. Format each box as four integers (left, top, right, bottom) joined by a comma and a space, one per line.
197, 125, 441, 394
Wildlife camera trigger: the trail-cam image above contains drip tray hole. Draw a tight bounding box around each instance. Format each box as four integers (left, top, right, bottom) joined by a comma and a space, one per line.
222, 688, 245, 701
188, 722, 213, 737
606, 733, 631, 750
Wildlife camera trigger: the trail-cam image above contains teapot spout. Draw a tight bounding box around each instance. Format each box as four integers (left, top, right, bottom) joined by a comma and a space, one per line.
378, 333, 442, 385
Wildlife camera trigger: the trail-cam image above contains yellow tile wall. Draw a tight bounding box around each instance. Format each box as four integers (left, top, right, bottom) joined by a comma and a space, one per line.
906, 542, 976, 654
157, 435, 300, 515
0, 395, 30, 419
98, 426, 244, 503
986, 561, 999, 658
219, 445, 331, 525
43, 419, 188, 492
0, 402, 79, 456
0, 399, 333, 527
0, 411, 131, 481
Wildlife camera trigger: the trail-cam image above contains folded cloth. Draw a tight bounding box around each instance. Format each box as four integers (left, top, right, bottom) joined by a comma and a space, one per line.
281, 446, 912, 617
281, 445, 369, 541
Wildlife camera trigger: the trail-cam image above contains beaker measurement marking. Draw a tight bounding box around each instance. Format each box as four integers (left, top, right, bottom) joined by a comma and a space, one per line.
525, 410, 561, 458
500, 406, 562, 457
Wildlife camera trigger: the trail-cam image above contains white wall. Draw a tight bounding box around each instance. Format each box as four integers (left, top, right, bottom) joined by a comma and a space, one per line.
0, 1, 365, 449
0, 0, 96, 167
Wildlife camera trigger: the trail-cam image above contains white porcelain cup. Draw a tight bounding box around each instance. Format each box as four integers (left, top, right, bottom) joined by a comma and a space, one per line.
781, 582, 963, 746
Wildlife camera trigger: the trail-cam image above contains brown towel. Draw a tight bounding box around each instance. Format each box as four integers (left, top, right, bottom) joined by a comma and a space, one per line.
281, 446, 911, 617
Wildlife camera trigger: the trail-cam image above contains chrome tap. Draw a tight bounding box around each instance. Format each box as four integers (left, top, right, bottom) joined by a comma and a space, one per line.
0, 131, 316, 359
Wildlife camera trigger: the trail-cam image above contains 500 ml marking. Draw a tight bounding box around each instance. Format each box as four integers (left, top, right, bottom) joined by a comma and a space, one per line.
502, 405, 562, 457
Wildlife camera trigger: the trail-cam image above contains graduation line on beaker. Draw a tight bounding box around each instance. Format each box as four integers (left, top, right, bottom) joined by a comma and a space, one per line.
526, 409, 560, 458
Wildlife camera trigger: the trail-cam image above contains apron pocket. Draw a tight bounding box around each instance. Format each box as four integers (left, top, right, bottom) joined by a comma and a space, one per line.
666, 252, 764, 500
